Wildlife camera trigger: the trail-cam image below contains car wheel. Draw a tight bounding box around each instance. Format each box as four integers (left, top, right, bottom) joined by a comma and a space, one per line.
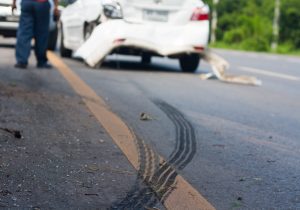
179, 54, 200, 73
141, 54, 151, 64
47, 25, 58, 51
60, 23, 72, 58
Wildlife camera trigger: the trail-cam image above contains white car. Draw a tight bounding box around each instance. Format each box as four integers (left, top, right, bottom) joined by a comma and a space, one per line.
59, 0, 104, 57
61, 0, 210, 72
0, 0, 60, 50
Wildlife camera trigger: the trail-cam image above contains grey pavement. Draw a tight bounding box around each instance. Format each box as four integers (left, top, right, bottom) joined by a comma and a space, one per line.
0, 44, 137, 209
62, 49, 300, 209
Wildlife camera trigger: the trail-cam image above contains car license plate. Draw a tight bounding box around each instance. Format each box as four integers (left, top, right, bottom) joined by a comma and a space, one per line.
143, 10, 168, 22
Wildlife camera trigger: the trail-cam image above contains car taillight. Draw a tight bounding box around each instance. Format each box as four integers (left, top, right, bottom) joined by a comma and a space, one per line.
191, 7, 209, 21
194, 46, 205, 51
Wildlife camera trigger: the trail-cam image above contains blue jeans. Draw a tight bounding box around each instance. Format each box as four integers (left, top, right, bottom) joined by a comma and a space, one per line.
15, 1, 50, 65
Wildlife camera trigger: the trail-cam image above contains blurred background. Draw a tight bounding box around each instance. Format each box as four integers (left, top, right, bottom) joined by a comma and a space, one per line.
205, 0, 300, 54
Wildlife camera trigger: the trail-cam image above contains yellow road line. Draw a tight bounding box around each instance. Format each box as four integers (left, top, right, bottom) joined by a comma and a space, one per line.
47, 51, 215, 210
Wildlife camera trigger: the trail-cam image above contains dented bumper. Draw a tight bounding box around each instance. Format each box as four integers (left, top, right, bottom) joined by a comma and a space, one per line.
75, 20, 209, 67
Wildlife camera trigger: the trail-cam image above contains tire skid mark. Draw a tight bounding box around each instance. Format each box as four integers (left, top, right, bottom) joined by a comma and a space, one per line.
110, 100, 197, 209
161, 103, 196, 169
110, 137, 160, 210
47, 53, 214, 210
136, 137, 148, 179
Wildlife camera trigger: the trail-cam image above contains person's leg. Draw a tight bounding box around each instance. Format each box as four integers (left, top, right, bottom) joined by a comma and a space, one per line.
33, 1, 50, 67
15, 1, 34, 66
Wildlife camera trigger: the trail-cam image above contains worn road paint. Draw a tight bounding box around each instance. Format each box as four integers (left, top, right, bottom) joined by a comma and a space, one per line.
239, 66, 300, 81
47, 51, 215, 210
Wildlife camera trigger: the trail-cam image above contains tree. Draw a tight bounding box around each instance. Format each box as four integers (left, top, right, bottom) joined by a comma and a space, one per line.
280, 0, 300, 49
210, 0, 219, 43
204, 0, 300, 51
271, 0, 281, 51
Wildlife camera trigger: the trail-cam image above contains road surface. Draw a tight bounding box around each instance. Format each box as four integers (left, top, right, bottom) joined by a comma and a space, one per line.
0, 37, 299, 209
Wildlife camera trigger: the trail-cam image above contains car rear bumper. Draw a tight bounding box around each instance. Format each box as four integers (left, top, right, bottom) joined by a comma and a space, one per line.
75, 20, 209, 67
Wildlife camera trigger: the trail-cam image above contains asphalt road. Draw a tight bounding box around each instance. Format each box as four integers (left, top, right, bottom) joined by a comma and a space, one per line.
1, 37, 300, 209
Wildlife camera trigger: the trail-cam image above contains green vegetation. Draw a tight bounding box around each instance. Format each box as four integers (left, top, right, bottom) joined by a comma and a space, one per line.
205, 0, 300, 54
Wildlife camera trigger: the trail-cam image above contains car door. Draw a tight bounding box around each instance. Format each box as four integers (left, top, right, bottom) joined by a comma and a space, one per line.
62, 0, 102, 50
61, 0, 85, 50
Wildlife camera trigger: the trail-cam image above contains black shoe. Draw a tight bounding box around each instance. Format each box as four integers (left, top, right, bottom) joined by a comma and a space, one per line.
14, 63, 27, 69
37, 63, 52, 69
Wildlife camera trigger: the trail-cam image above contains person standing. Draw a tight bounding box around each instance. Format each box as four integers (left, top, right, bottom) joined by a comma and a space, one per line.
12, 0, 59, 69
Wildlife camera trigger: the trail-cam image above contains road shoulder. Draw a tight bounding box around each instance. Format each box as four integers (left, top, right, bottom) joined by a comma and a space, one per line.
0, 50, 136, 209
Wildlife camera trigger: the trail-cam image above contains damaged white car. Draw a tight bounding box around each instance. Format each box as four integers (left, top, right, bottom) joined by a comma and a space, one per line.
60, 0, 210, 72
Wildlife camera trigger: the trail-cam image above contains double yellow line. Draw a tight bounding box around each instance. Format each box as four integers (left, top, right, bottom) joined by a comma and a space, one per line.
47, 51, 215, 210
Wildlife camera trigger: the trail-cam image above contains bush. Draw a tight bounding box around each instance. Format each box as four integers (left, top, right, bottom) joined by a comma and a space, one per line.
207, 0, 300, 52
241, 37, 270, 52
280, 0, 300, 49
223, 29, 245, 44
276, 42, 295, 53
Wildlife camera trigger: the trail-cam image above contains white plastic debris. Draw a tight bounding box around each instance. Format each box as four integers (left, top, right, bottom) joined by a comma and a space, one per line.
200, 50, 262, 86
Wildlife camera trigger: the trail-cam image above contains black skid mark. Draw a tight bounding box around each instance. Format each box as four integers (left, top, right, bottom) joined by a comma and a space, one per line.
109, 100, 197, 209
110, 137, 160, 210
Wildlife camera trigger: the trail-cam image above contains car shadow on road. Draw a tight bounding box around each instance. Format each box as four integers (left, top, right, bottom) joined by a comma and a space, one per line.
65, 56, 208, 75
102, 59, 182, 73
101, 58, 207, 75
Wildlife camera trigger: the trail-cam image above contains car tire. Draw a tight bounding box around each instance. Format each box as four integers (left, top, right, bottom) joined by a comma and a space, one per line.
60, 23, 72, 58
47, 25, 58, 51
141, 54, 151, 64
179, 54, 200, 73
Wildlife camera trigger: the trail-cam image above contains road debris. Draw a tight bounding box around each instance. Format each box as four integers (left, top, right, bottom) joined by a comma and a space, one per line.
200, 50, 262, 86
140, 112, 153, 121
86, 164, 99, 172
0, 128, 22, 139
239, 177, 246, 182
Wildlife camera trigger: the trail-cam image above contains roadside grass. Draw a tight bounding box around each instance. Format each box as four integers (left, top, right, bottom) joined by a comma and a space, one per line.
210, 42, 300, 57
